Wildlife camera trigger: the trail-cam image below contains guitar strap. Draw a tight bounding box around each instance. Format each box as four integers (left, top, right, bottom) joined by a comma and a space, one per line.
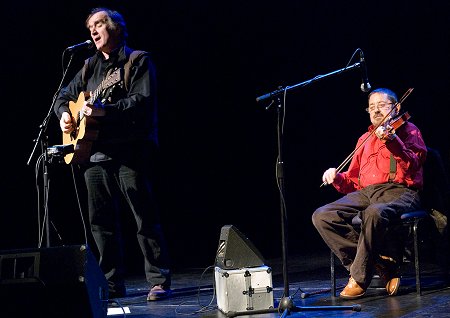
123, 50, 146, 91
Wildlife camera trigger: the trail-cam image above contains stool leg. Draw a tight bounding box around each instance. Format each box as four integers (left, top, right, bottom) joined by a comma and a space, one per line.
331, 251, 336, 297
413, 219, 422, 295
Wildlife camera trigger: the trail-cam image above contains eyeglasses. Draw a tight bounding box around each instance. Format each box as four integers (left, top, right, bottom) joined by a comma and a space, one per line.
365, 102, 393, 113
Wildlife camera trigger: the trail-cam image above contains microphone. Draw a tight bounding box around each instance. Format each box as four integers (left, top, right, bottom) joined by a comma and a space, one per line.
65, 40, 94, 53
359, 51, 371, 92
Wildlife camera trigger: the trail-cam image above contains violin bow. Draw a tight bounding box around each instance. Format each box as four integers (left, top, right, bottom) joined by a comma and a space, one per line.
320, 88, 414, 187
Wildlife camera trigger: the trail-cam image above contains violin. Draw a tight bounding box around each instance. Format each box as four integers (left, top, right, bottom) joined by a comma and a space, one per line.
386, 111, 411, 132
378, 111, 411, 142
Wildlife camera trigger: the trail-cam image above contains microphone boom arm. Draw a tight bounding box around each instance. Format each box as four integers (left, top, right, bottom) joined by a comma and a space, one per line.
256, 61, 361, 103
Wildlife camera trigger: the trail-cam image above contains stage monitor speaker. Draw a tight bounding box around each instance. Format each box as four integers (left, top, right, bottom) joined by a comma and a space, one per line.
215, 225, 265, 270
0, 245, 108, 318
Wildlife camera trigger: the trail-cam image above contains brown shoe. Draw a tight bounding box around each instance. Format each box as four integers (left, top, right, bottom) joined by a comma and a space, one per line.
385, 277, 400, 296
375, 255, 401, 296
340, 277, 366, 299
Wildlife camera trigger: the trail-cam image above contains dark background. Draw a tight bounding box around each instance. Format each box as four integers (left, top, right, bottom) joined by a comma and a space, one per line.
2, 1, 449, 273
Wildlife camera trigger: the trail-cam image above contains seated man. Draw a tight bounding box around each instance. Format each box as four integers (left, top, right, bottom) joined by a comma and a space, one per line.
312, 88, 427, 299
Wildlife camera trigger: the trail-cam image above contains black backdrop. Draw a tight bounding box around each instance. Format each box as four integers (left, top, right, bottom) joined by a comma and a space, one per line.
2, 0, 449, 272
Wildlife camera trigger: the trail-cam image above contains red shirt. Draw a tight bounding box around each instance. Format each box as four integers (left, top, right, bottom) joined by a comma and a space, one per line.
333, 121, 427, 193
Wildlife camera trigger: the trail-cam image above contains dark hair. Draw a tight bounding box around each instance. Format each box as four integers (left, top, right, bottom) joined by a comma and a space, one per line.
368, 88, 398, 104
85, 7, 128, 43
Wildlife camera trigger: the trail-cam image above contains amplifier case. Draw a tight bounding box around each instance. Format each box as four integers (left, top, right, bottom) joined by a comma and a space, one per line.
214, 265, 274, 314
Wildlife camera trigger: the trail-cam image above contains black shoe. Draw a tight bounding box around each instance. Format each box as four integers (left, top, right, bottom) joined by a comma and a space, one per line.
108, 282, 126, 299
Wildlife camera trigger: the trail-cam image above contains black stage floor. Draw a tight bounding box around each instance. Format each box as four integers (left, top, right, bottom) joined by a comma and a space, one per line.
106, 250, 450, 318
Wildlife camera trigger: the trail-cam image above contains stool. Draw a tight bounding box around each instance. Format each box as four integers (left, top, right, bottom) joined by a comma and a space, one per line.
330, 210, 429, 296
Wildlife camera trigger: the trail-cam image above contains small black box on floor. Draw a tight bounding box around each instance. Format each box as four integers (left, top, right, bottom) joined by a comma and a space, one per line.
215, 265, 274, 314
0, 245, 108, 318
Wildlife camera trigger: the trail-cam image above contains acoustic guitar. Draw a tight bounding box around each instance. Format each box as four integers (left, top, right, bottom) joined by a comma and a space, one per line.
62, 69, 121, 164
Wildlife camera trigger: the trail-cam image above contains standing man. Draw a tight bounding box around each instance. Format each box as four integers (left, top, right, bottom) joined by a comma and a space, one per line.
54, 7, 171, 301
312, 88, 427, 299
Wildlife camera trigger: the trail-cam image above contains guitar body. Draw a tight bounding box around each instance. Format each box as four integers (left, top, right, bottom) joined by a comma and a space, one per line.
62, 92, 99, 164
60, 68, 121, 164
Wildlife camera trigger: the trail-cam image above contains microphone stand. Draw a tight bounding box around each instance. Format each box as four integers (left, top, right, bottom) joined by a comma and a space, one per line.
27, 52, 76, 248
251, 61, 363, 317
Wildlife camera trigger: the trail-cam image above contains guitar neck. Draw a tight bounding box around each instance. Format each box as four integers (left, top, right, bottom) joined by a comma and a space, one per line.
88, 69, 121, 104
88, 83, 103, 104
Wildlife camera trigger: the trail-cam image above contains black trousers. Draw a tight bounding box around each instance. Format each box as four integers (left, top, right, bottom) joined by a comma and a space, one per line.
312, 183, 421, 286
84, 160, 171, 290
